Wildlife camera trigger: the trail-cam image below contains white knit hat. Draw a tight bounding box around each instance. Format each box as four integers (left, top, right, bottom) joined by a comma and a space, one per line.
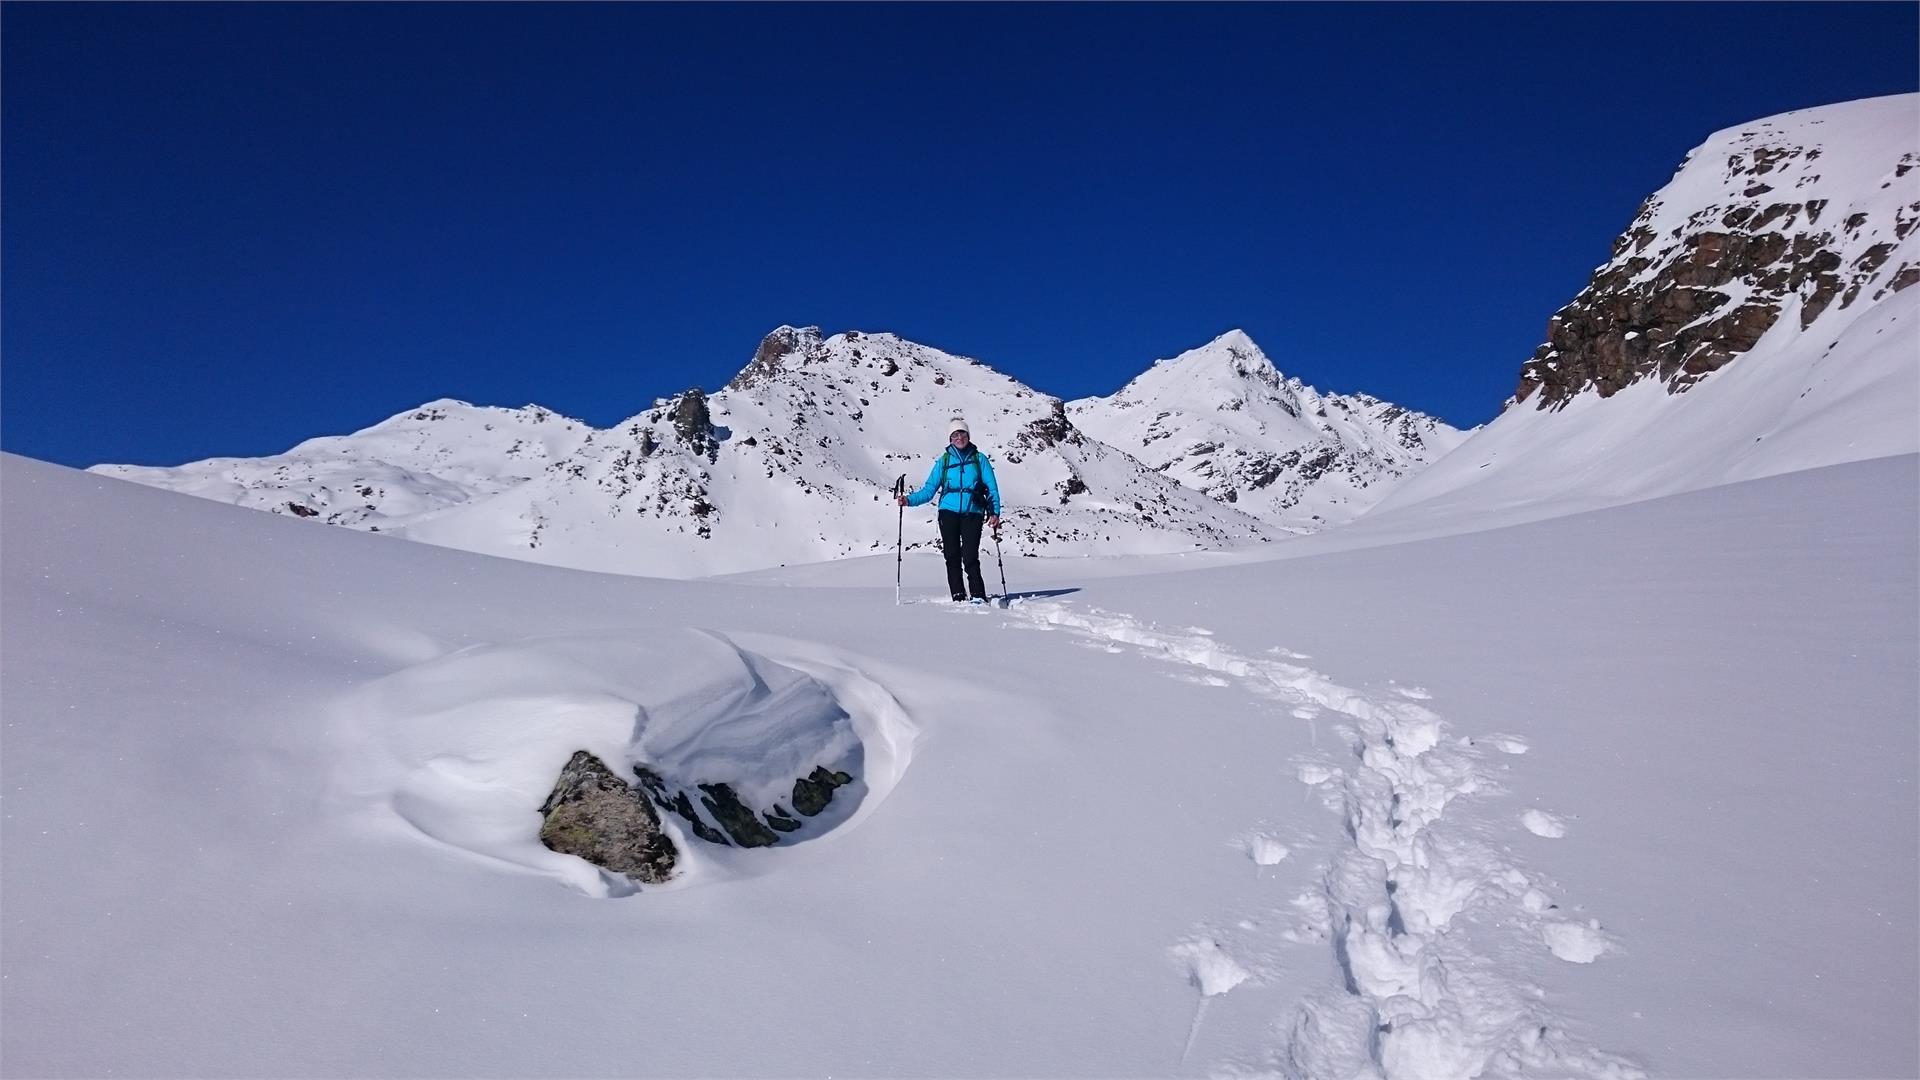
946, 415, 969, 437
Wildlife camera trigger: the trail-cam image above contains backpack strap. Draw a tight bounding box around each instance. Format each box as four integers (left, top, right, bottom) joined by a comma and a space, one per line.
937, 447, 994, 513
940, 447, 967, 491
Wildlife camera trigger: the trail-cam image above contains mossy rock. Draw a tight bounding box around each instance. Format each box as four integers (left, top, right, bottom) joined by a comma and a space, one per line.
538, 751, 678, 884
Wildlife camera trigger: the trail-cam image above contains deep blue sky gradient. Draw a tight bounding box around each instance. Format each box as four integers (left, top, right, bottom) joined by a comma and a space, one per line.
5, 3, 1916, 467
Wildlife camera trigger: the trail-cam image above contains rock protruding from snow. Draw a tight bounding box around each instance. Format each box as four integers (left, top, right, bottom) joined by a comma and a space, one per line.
669, 388, 718, 458
631, 763, 851, 849
728, 325, 829, 391
1516, 93, 1920, 408
539, 751, 679, 885
1069, 331, 1467, 531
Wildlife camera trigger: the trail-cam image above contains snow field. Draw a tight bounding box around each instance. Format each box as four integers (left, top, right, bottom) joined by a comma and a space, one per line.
2, 454, 1346, 1076
987, 598, 1641, 1078
3, 451, 1914, 1078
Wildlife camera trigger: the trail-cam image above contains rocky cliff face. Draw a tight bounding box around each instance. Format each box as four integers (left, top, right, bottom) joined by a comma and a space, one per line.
1516, 94, 1919, 409
1369, 94, 1919, 532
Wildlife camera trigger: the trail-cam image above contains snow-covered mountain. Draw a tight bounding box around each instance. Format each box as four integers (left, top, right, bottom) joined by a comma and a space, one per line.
403, 327, 1287, 576
88, 97, 1915, 576
98, 329, 1287, 577
94, 401, 594, 529
1364, 93, 1918, 534
1067, 330, 1468, 530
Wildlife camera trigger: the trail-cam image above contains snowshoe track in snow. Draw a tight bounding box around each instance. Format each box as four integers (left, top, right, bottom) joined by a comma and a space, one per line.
974, 598, 1642, 1079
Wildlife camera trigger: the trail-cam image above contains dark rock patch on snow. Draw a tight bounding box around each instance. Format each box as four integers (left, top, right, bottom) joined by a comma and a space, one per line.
539, 751, 678, 885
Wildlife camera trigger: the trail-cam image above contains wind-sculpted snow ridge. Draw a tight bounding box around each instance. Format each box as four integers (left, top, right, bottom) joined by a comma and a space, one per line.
986, 598, 1643, 1079
323, 627, 919, 897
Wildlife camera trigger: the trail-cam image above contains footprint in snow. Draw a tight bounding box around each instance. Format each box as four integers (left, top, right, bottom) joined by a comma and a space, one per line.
1296, 763, 1340, 786
1241, 832, 1291, 867
1170, 937, 1252, 1063
1543, 920, 1612, 963
1522, 809, 1567, 838
1170, 937, 1251, 996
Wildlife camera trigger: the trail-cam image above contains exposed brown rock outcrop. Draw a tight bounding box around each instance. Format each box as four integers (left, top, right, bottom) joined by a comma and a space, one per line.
1514, 122, 1918, 410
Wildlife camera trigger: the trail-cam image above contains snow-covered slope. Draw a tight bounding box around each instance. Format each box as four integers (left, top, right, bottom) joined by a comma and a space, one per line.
6, 449, 1913, 1078
92, 400, 594, 528
95, 329, 1284, 577
1069, 331, 1468, 531
1363, 94, 1919, 535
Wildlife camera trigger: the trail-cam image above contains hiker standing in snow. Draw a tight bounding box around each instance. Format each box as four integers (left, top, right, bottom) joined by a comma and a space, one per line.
898, 416, 1002, 602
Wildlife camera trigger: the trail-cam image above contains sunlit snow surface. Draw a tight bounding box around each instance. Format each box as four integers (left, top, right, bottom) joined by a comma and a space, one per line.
14, 89, 1920, 1080
5, 448, 1914, 1078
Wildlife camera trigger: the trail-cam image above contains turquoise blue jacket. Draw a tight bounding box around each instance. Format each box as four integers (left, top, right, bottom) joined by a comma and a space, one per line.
906, 445, 1001, 516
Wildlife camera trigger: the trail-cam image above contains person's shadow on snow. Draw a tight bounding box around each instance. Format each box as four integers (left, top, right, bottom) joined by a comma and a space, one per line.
994, 587, 1081, 607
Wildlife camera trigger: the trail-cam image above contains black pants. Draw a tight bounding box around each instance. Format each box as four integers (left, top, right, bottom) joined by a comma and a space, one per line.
937, 509, 989, 601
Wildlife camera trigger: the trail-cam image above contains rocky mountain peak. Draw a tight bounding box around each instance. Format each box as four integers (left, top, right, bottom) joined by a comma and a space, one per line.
1153, 329, 1285, 393
1515, 93, 1918, 409
1068, 331, 1466, 532
728, 325, 828, 391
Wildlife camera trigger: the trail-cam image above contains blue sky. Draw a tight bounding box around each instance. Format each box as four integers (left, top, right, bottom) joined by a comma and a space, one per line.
4, 3, 1915, 468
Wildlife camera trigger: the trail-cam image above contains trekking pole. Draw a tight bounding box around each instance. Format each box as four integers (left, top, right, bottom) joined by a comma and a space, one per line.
991, 518, 1008, 602
893, 475, 906, 606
